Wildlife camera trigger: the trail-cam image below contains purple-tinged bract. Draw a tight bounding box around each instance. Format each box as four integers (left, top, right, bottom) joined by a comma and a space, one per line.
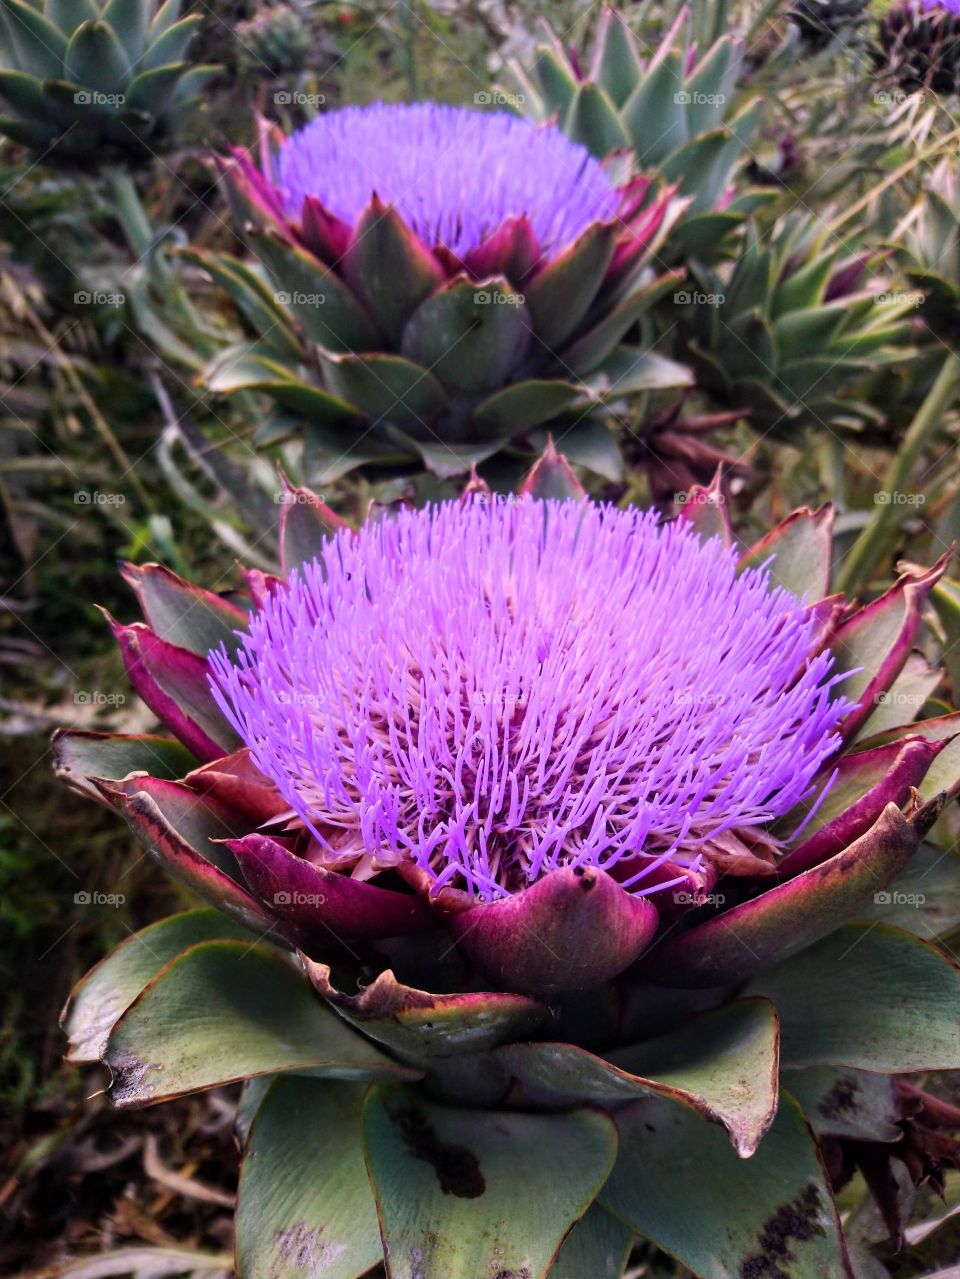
210, 500, 849, 902
275, 103, 623, 259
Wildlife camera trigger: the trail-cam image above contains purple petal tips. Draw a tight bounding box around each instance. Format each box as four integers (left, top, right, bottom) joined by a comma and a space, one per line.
274, 102, 623, 260
209, 500, 851, 902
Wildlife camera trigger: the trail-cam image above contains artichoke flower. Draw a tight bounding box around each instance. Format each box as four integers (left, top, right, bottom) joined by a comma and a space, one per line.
0, 0, 218, 162
874, 0, 960, 94
196, 101, 689, 481
55, 453, 960, 1277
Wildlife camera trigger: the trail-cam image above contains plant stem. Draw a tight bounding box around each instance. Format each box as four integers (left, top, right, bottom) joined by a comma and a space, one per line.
837, 347, 960, 595
400, 0, 420, 100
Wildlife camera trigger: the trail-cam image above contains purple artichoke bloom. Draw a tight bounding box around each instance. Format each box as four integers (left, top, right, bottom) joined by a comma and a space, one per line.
209, 500, 849, 904
209, 103, 685, 478
275, 103, 624, 261
920, 0, 960, 14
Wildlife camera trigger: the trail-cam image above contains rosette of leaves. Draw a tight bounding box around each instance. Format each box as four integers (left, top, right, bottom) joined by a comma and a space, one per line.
53, 448, 960, 1278
236, 3, 311, 78
0, 0, 219, 162
874, 0, 960, 95
787, 0, 871, 52
679, 214, 917, 436
505, 4, 774, 260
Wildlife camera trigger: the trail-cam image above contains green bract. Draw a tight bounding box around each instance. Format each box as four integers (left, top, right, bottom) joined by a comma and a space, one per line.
901, 158, 960, 345
0, 0, 218, 161
54, 449, 960, 1278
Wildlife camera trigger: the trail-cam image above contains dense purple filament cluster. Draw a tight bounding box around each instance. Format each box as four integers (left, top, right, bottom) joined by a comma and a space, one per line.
921, 0, 960, 14
275, 102, 622, 258
210, 501, 849, 901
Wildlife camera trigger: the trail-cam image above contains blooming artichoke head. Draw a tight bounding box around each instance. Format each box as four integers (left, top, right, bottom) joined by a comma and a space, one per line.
56, 456, 960, 1277
0, 0, 219, 162
199, 101, 689, 480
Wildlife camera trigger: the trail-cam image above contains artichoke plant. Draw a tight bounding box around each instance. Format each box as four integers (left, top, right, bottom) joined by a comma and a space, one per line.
55, 448, 960, 1277
788, 0, 871, 50
874, 0, 960, 94
900, 157, 960, 344
505, 5, 773, 258
236, 3, 312, 78
680, 214, 918, 436
0, 0, 218, 161
198, 101, 689, 481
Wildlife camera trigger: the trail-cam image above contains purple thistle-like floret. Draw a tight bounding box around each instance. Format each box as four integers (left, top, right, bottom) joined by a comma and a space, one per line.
921, 0, 960, 14
275, 102, 623, 258
210, 500, 850, 902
